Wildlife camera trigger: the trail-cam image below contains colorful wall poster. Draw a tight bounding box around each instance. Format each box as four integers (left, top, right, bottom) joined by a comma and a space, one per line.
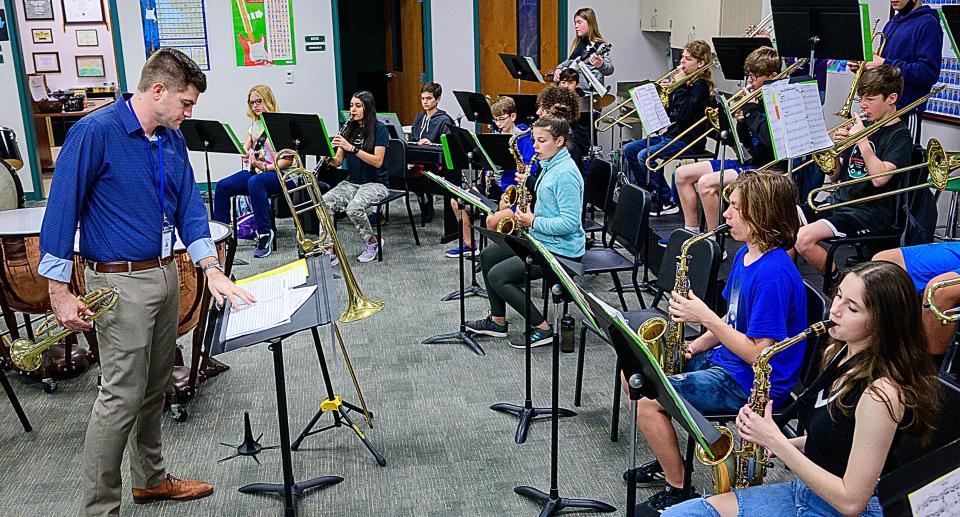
140, 0, 211, 70
232, 0, 296, 67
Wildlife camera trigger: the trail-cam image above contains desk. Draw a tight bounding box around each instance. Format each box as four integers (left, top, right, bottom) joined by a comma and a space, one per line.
32, 99, 112, 170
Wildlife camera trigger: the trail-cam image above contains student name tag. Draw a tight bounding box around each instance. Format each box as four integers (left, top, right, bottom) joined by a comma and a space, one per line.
161, 223, 174, 259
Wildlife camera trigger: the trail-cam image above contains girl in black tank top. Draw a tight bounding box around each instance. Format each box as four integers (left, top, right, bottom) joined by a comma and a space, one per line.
663, 261, 939, 517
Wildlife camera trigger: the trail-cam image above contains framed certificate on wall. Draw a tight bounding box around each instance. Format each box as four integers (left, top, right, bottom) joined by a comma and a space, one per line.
33, 52, 61, 73
76, 55, 105, 77
62, 0, 105, 24
22, 0, 54, 21
31, 28, 54, 44
75, 29, 99, 46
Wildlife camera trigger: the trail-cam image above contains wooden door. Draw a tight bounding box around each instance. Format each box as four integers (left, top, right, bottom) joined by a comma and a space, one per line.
478, 0, 559, 98
385, 0, 426, 125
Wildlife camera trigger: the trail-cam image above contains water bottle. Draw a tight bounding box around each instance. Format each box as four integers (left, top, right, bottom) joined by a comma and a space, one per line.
560, 314, 576, 353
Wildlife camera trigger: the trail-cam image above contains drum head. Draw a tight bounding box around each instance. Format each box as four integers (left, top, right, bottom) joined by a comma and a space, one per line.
0, 161, 24, 211
209, 221, 231, 243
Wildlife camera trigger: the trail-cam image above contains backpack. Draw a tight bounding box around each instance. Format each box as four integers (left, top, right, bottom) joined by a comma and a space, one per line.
901, 186, 938, 246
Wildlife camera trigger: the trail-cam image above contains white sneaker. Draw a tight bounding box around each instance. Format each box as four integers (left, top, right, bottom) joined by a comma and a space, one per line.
357, 240, 380, 263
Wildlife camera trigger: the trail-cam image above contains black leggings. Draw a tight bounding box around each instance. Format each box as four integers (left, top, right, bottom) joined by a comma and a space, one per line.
481, 242, 546, 326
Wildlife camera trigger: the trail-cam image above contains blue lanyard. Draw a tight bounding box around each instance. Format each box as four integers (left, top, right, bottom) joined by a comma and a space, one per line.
127, 99, 168, 224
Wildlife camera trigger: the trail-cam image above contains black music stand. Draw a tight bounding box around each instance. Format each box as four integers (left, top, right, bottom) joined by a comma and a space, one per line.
712, 37, 773, 81
422, 168, 488, 357
453, 91, 495, 127
261, 112, 336, 163
499, 53, 546, 94
440, 127, 500, 301
209, 255, 344, 516
180, 119, 246, 219
584, 293, 725, 517
771, 0, 866, 66
478, 227, 577, 444
501, 94, 539, 126
878, 435, 960, 516
515, 283, 616, 517
0, 368, 31, 432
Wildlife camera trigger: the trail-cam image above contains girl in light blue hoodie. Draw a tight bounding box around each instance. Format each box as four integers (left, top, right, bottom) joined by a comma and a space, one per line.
465, 115, 585, 348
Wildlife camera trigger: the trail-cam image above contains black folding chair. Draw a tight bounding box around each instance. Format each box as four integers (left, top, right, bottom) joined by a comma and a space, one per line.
372, 139, 421, 261
583, 159, 617, 248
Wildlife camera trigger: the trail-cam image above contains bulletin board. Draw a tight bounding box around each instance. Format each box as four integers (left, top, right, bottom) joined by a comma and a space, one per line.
924, 0, 960, 126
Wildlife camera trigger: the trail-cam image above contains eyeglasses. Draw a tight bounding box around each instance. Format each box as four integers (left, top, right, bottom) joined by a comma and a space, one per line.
248, 98, 263, 107
493, 115, 511, 123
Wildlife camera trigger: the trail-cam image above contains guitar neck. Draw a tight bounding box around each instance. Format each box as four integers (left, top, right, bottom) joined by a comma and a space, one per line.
236, 0, 254, 39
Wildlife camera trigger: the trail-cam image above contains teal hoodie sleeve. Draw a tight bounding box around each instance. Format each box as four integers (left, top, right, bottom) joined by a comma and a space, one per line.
532, 172, 582, 236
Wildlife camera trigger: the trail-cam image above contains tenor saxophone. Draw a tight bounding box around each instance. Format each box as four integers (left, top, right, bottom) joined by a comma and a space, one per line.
496, 128, 537, 236
660, 224, 730, 376
695, 320, 835, 494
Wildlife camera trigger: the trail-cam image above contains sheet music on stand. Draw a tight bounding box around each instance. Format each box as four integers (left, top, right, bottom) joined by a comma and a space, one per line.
908, 462, 960, 516
761, 79, 833, 161
630, 83, 671, 136
424, 171, 495, 215
225, 260, 316, 340
718, 93, 749, 163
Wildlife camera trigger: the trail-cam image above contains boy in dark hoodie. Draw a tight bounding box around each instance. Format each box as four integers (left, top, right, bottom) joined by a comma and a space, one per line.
848, 0, 942, 143
410, 82, 454, 145
409, 82, 455, 221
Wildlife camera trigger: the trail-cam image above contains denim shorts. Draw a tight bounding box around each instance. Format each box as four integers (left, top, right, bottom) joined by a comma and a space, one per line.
666, 353, 749, 415
708, 159, 755, 175
901, 242, 960, 292
662, 478, 884, 517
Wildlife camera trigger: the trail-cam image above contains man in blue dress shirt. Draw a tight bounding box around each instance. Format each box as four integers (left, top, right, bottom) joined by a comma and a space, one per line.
38, 49, 254, 516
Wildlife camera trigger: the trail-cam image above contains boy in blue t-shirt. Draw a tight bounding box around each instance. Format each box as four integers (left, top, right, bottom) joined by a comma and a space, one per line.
445, 96, 536, 258
630, 171, 808, 513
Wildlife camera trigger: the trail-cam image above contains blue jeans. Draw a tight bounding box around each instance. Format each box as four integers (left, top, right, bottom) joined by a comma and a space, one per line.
623, 135, 688, 205
213, 169, 293, 234
662, 478, 884, 517
667, 352, 749, 415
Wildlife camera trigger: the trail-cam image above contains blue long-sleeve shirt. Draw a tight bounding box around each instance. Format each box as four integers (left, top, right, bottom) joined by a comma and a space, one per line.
881, 4, 943, 114
530, 147, 585, 258
39, 93, 216, 283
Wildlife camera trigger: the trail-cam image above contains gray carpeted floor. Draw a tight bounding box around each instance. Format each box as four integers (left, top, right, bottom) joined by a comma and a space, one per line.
0, 200, 797, 516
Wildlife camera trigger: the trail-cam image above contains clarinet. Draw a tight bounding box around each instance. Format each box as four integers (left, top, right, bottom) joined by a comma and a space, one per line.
318, 124, 350, 168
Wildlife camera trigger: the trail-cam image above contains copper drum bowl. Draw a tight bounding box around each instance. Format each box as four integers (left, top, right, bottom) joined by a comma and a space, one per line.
0, 208, 84, 314
72, 221, 231, 338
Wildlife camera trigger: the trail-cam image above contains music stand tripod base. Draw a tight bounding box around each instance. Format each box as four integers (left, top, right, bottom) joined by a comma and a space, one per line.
219, 411, 279, 464
441, 283, 487, 301
422, 330, 484, 356
490, 402, 576, 445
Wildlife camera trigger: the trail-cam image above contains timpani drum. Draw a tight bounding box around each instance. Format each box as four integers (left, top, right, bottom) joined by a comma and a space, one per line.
0, 207, 83, 314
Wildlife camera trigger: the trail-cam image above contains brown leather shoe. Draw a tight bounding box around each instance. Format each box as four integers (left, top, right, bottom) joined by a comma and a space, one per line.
131, 474, 214, 504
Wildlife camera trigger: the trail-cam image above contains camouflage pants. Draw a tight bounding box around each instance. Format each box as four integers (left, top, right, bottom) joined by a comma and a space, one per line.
322, 180, 389, 247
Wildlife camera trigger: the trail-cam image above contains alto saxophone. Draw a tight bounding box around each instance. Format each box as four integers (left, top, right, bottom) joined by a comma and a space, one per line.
696, 320, 835, 494
496, 128, 537, 236
660, 224, 730, 376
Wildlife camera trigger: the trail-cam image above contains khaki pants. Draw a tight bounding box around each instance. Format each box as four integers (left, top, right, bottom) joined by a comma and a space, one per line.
81, 261, 179, 517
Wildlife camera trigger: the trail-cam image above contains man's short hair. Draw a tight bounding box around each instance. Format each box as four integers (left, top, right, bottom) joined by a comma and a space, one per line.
558, 68, 580, 83
857, 64, 904, 99
137, 48, 207, 93
744, 47, 781, 77
421, 82, 442, 99
490, 96, 517, 118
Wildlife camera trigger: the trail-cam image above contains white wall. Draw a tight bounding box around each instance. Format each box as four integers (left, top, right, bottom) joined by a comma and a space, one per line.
15, 0, 119, 91
430, 0, 477, 121
115, 0, 339, 182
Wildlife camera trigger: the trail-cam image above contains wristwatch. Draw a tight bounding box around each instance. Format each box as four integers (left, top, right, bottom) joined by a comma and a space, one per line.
201, 260, 224, 274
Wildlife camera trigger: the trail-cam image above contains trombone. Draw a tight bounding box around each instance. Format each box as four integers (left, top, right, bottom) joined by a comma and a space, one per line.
781, 85, 945, 176
595, 62, 712, 133
645, 58, 808, 172
926, 277, 960, 324
274, 149, 382, 427
836, 21, 885, 119
743, 13, 774, 37
806, 138, 960, 213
